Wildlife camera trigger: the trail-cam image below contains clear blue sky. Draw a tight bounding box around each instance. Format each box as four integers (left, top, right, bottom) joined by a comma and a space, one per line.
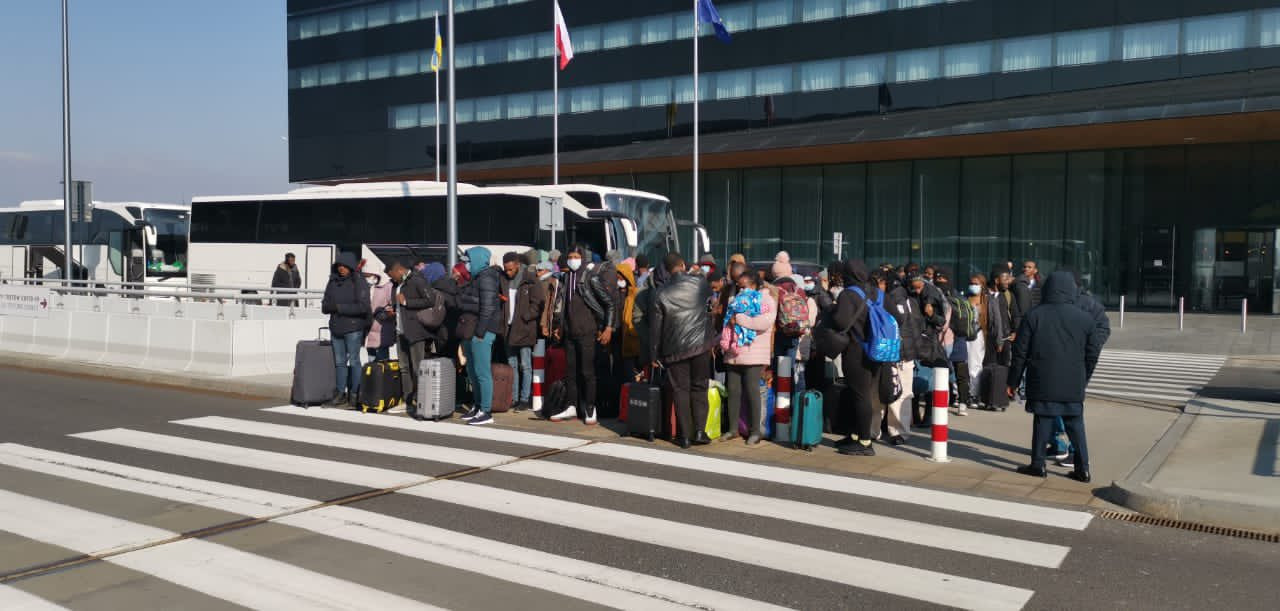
0, 0, 290, 205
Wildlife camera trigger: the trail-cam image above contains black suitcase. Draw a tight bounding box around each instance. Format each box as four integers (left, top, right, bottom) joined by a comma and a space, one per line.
821, 382, 846, 434
624, 382, 664, 442
359, 360, 403, 413
291, 329, 336, 407
982, 364, 1010, 410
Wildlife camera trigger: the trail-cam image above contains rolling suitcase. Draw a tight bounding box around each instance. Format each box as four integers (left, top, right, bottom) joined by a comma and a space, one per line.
291, 329, 336, 407
822, 382, 846, 434
358, 360, 402, 413
417, 357, 457, 421
624, 382, 663, 441
792, 390, 825, 450
982, 364, 1010, 411
490, 363, 515, 413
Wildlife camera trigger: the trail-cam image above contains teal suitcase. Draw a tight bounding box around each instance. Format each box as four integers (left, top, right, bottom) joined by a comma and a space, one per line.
792, 390, 824, 450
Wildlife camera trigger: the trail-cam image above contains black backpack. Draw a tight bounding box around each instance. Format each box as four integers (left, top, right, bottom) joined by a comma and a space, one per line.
544, 379, 568, 417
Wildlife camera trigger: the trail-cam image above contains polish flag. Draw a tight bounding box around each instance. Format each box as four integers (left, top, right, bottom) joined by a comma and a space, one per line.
554, 1, 574, 70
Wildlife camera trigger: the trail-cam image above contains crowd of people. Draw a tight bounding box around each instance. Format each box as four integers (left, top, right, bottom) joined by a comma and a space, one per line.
312, 247, 1107, 479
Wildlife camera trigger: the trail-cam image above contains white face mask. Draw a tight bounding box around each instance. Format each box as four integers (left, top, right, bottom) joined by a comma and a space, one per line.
968, 284, 982, 296
700, 265, 711, 274
617, 279, 627, 289
804, 283, 816, 292
567, 258, 582, 271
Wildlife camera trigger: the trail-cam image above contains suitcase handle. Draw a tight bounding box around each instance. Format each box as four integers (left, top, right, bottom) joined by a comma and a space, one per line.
318, 327, 331, 341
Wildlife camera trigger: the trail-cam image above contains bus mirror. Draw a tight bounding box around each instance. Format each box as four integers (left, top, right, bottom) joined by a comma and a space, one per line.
694, 225, 711, 258
142, 223, 157, 246
620, 218, 639, 250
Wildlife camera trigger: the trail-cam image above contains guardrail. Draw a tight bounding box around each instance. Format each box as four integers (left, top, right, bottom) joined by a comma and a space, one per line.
0, 276, 325, 297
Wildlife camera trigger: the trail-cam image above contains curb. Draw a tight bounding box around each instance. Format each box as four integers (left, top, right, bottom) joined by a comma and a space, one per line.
1108, 479, 1280, 535
0, 350, 290, 401
1106, 397, 1280, 535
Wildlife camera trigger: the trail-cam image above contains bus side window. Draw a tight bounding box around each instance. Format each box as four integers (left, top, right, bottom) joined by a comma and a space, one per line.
568, 220, 607, 259
107, 232, 124, 277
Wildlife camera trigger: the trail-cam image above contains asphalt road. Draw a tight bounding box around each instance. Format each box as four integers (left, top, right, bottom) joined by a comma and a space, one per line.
0, 366, 1277, 610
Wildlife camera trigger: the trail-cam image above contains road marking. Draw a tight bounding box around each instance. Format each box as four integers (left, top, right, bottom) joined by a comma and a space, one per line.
0, 445, 783, 611
265, 404, 1090, 529
264, 405, 586, 449
171, 416, 1069, 567
70, 429, 1037, 610
0, 490, 440, 611
0, 586, 68, 610
413, 480, 1036, 611
70, 428, 423, 490
575, 443, 1094, 530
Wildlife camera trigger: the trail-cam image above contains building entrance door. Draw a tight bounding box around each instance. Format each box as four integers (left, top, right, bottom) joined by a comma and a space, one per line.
1138, 226, 1175, 308
1213, 230, 1278, 313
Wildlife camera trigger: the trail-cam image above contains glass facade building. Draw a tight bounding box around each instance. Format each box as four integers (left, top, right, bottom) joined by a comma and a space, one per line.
288, 0, 1280, 312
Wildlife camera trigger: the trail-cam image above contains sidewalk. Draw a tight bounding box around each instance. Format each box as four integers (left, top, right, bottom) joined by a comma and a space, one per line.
1104, 311, 1280, 355
1109, 358, 1280, 534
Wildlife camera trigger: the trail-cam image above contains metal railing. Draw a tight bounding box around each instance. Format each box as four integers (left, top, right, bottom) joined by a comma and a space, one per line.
0, 276, 326, 319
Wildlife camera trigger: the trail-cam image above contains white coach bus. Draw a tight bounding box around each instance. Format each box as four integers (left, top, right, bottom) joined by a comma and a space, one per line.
188, 181, 708, 289
0, 200, 189, 286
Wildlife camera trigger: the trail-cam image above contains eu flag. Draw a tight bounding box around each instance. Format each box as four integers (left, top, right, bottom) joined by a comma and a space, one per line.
697, 0, 732, 43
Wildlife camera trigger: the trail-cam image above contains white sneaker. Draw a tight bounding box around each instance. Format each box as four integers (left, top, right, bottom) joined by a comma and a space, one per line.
952, 406, 969, 416
549, 405, 578, 422
584, 406, 598, 425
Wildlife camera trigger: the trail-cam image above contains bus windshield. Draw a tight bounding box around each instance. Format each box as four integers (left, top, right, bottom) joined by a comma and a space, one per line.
144, 209, 189, 276
596, 194, 675, 263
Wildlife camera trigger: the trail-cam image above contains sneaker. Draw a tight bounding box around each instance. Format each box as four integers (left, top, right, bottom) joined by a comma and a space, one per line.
952, 406, 969, 416
833, 436, 857, 449
460, 407, 481, 422
549, 405, 578, 422
583, 406, 598, 425
889, 435, 907, 446
1052, 452, 1070, 462
468, 412, 493, 426
746, 433, 761, 446
839, 442, 876, 456
1057, 457, 1075, 470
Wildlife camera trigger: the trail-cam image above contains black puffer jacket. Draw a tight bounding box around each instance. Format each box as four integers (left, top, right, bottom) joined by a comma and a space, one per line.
649, 272, 715, 363
397, 269, 437, 344
1009, 271, 1104, 407
885, 284, 925, 361
459, 265, 504, 338
321, 253, 371, 337
1074, 291, 1111, 347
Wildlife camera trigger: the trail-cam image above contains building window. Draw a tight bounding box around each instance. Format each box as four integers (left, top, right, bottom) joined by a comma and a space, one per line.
506, 93, 534, 119
756, 1, 793, 29
719, 5, 753, 32
419, 0, 443, 15
639, 78, 672, 106
454, 44, 475, 68
455, 0, 475, 11
893, 48, 939, 82
393, 0, 418, 23
367, 4, 392, 28
342, 7, 366, 32
895, 0, 940, 8
1000, 36, 1051, 72
1263, 10, 1280, 47
287, 19, 301, 41
800, 59, 841, 91
755, 66, 793, 95
845, 54, 886, 86
943, 42, 991, 78
716, 69, 753, 100
456, 99, 475, 124
395, 52, 420, 76
847, 0, 887, 15
392, 105, 418, 129
1122, 21, 1179, 60
641, 15, 673, 44
507, 35, 536, 61
675, 75, 711, 103
474, 96, 503, 122
367, 56, 392, 80
536, 91, 556, 116
1056, 28, 1111, 66
418, 103, 437, 127
537, 32, 555, 57
1182, 13, 1246, 55
602, 83, 634, 110
802, 0, 842, 22
603, 22, 635, 49
574, 25, 602, 52
343, 59, 367, 83
318, 63, 341, 86
318, 13, 341, 36
571, 87, 601, 113
675, 10, 698, 39
297, 16, 318, 39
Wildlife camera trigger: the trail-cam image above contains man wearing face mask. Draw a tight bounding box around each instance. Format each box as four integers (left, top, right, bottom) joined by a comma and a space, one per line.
550, 247, 615, 424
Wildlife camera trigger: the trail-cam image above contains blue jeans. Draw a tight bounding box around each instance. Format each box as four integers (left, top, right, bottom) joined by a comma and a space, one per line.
1052, 417, 1073, 454
464, 332, 496, 413
333, 331, 363, 395
507, 345, 533, 404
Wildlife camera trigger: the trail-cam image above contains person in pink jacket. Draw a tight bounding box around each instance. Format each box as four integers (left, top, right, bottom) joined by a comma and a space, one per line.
365, 274, 396, 361
722, 271, 777, 445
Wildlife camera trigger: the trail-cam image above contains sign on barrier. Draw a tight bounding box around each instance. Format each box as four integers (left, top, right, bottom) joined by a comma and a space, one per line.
0, 285, 52, 319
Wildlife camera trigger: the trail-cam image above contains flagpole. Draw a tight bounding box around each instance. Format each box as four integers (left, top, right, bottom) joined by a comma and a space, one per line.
691, 0, 699, 226
434, 12, 441, 183
553, 2, 559, 186
446, 1, 458, 268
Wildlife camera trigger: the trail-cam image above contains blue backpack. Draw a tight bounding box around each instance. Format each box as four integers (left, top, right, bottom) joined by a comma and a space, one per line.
849, 286, 902, 363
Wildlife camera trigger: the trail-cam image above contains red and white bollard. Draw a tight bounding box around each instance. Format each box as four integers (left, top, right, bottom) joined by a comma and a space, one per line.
773, 356, 793, 441
928, 366, 950, 463
531, 339, 546, 414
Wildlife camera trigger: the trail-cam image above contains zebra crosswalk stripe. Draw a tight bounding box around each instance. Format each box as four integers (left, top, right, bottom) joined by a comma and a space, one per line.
170, 416, 1070, 568
0, 444, 785, 611
0, 585, 69, 611
0, 489, 441, 611
261, 405, 1095, 530
69, 428, 1036, 610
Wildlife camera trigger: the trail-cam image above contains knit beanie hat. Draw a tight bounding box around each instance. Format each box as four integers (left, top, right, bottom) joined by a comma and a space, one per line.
771, 251, 793, 278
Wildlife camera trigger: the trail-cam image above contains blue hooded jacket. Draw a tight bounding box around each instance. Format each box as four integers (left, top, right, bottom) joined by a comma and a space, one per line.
460, 246, 503, 337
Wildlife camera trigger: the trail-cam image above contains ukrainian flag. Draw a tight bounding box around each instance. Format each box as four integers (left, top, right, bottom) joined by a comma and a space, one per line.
430, 16, 443, 72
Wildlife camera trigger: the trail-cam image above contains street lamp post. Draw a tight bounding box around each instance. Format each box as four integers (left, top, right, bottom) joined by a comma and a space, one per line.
61, 0, 73, 282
